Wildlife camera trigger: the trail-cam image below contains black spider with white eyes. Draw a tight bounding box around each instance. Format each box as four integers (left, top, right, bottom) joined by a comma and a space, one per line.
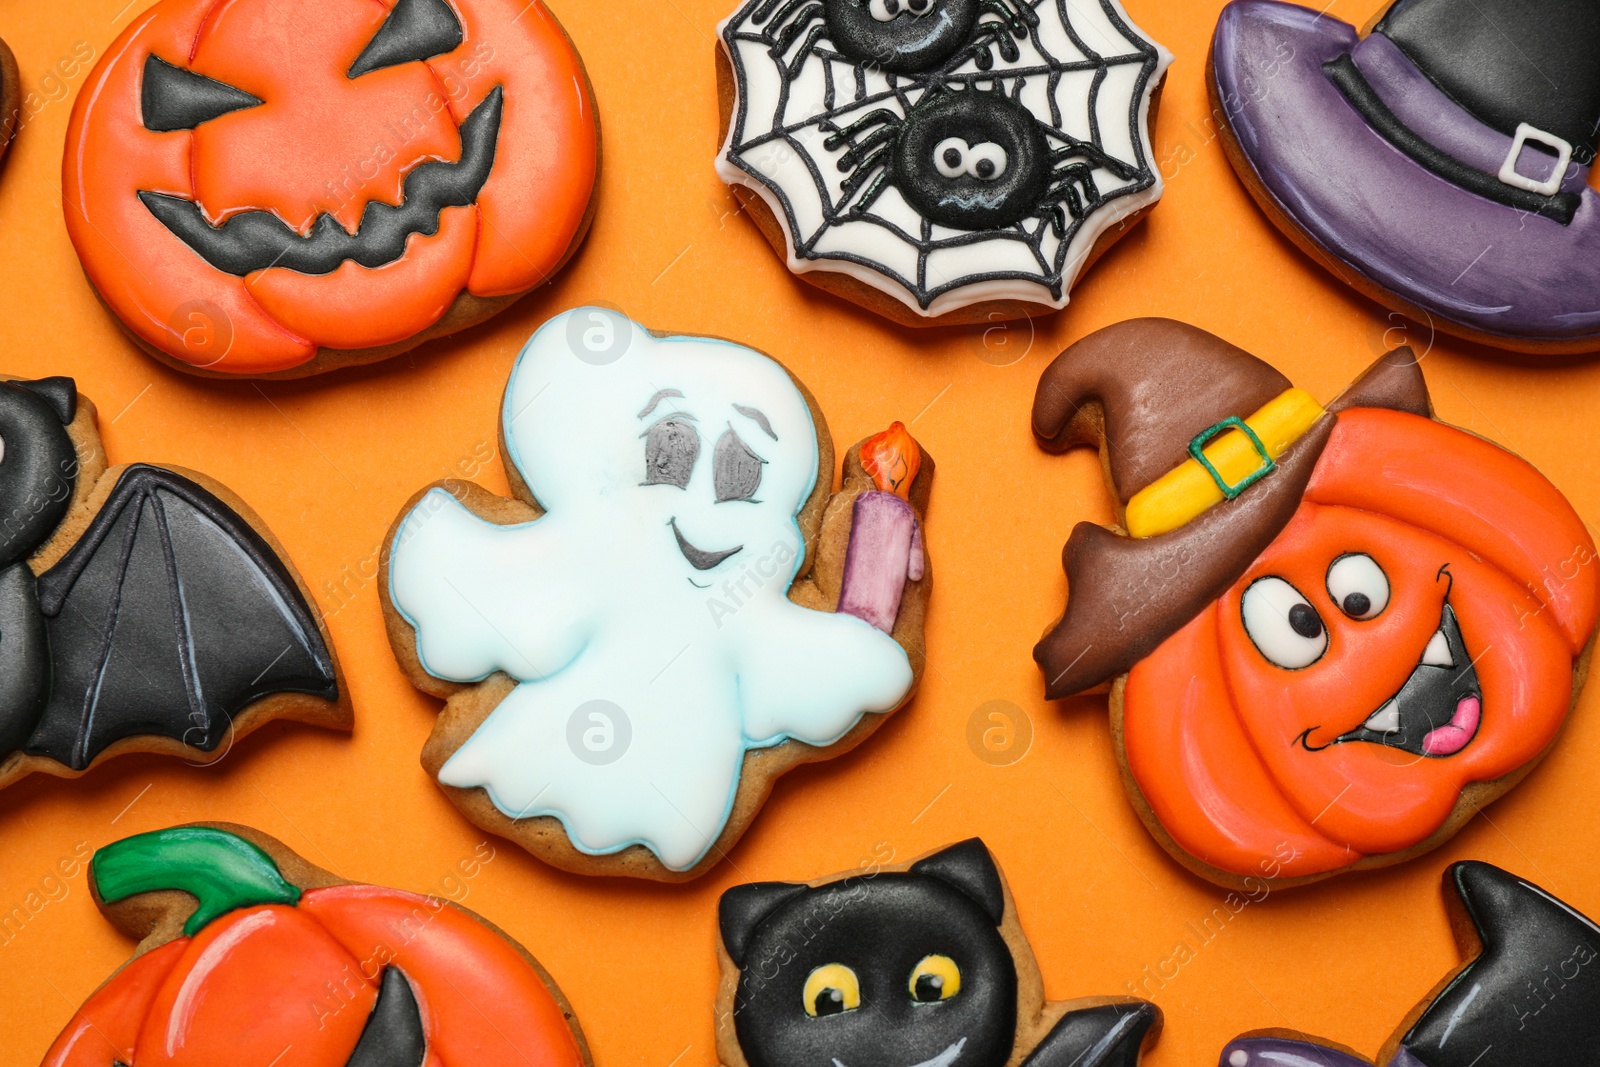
749, 0, 1038, 78
823, 89, 1138, 233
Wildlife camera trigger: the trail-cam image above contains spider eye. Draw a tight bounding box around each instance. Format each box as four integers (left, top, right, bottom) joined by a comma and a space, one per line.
713, 428, 764, 502
1327, 553, 1389, 620
934, 137, 970, 179
141, 55, 263, 132
349, 0, 465, 78
967, 141, 1008, 180
643, 418, 699, 489
868, 0, 901, 21
909, 955, 961, 1003
804, 964, 861, 1017
906, 0, 935, 12
1241, 576, 1328, 670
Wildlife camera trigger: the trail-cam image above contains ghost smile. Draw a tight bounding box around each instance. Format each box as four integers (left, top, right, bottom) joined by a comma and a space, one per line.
832, 1037, 967, 1067
1300, 602, 1482, 758
669, 518, 743, 570
139, 86, 503, 277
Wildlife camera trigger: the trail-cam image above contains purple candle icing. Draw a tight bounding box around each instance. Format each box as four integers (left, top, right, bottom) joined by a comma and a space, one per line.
838, 489, 920, 633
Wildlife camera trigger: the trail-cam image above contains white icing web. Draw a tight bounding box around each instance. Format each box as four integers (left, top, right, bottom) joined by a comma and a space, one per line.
717, 0, 1170, 314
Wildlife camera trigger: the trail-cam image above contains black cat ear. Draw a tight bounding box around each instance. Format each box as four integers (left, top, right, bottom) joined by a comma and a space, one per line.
345, 966, 426, 1067
15, 377, 77, 425
910, 839, 1005, 924
719, 881, 807, 967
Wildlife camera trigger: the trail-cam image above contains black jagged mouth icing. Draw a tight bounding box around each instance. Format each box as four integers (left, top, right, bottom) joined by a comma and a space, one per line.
1300, 603, 1482, 759
139, 86, 502, 277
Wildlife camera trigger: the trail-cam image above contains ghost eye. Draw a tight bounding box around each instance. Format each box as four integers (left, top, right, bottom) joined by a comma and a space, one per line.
714, 428, 764, 502
909, 955, 961, 1003
803, 964, 861, 1017
140, 55, 263, 132
1326, 553, 1389, 620
643, 419, 699, 489
868, 0, 901, 21
349, 0, 465, 78
934, 137, 970, 179
1241, 576, 1328, 670
967, 142, 1008, 180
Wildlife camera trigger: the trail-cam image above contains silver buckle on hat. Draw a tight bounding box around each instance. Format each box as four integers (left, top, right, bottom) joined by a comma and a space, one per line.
1498, 123, 1573, 196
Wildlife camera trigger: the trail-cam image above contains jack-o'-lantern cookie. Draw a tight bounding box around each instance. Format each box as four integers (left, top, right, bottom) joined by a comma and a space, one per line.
1210, 0, 1600, 355
1032, 320, 1599, 888
716, 839, 1161, 1067
1220, 861, 1600, 1066
0, 374, 346, 790
381, 308, 933, 880
715, 0, 1170, 326
63, 0, 598, 378
39, 824, 590, 1067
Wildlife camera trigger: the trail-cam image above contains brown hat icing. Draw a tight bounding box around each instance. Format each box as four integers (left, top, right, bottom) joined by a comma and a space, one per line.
1031, 320, 1431, 698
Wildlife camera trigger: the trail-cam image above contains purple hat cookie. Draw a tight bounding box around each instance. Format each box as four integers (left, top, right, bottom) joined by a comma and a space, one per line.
1209, 0, 1600, 355
1219, 861, 1600, 1067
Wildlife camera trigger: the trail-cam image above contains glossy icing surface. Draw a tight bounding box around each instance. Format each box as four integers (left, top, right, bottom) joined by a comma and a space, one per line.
62, 0, 596, 373
716, 0, 1170, 317
389, 309, 915, 871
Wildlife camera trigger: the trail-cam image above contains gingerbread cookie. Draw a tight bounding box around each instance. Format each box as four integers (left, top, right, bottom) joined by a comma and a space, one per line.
1221, 861, 1600, 1067
63, 0, 598, 378
717, 839, 1160, 1067
39, 824, 589, 1067
1210, 0, 1600, 355
381, 308, 933, 880
1032, 320, 1598, 888
715, 0, 1170, 326
0, 37, 18, 163
0, 375, 345, 788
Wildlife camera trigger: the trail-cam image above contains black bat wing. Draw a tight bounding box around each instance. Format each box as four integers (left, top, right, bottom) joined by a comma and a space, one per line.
26, 465, 337, 770
0, 562, 50, 757
1020, 1001, 1160, 1067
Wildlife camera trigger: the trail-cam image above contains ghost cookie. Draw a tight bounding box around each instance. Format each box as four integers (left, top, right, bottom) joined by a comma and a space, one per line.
0, 375, 346, 790
1032, 320, 1599, 889
381, 308, 933, 880
717, 839, 1161, 1067
0, 37, 18, 163
1211, 0, 1600, 354
1221, 861, 1600, 1067
715, 0, 1171, 326
62, 0, 598, 378
39, 824, 590, 1067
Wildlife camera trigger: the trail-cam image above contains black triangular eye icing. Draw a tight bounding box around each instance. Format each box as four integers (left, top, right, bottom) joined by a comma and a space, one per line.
348, 0, 465, 78
344, 966, 427, 1067
141, 55, 263, 132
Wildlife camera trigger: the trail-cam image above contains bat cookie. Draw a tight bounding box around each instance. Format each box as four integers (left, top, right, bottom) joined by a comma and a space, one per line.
1032, 320, 1598, 888
716, 839, 1161, 1067
1220, 861, 1600, 1067
63, 0, 598, 378
1210, 0, 1600, 355
381, 308, 933, 880
38, 823, 590, 1067
0, 375, 345, 789
715, 0, 1171, 326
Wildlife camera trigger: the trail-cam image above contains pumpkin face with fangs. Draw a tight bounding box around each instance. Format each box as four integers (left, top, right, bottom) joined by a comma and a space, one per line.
63, 0, 597, 376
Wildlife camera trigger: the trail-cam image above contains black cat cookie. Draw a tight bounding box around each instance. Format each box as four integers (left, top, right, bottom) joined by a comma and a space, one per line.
0, 375, 347, 788
716, 839, 1160, 1067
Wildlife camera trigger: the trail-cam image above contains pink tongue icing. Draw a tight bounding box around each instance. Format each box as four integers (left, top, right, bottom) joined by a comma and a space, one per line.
1421, 696, 1481, 756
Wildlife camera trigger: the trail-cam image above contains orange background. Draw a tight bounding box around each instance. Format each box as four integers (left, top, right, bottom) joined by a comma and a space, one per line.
2, 1, 1599, 1065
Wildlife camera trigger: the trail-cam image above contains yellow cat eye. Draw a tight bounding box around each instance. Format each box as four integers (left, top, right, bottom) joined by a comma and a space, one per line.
909, 954, 961, 1003
803, 963, 861, 1017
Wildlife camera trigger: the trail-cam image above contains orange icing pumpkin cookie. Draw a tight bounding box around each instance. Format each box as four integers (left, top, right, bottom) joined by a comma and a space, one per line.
1031, 320, 1599, 889
63, 0, 598, 378
39, 824, 590, 1067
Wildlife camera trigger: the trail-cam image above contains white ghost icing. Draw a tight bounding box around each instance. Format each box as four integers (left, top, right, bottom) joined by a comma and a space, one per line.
389, 309, 914, 870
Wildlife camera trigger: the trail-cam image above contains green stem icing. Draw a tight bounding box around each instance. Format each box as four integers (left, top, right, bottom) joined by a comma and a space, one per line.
93, 827, 302, 936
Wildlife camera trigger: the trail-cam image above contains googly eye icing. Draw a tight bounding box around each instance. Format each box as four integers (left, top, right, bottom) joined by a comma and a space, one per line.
933, 136, 970, 179
1326, 552, 1390, 620
1241, 576, 1329, 670
966, 141, 1008, 180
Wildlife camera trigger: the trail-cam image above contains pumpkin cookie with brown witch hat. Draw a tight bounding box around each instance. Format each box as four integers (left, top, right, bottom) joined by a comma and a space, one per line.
1032, 320, 1599, 889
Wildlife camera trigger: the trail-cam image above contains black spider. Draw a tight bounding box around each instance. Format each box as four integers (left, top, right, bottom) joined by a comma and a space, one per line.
823, 89, 1139, 232
750, 0, 1038, 78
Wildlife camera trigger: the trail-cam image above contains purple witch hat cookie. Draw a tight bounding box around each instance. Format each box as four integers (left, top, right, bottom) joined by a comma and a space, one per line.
1209, 0, 1600, 355
1220, 861, 1600, 1067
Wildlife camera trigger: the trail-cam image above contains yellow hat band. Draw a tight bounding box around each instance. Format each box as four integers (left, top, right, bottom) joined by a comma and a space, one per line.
1124, 388, 1326, 539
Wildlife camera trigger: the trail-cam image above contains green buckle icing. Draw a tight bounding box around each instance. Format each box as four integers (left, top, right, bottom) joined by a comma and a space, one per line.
1188, 416, 1275, 499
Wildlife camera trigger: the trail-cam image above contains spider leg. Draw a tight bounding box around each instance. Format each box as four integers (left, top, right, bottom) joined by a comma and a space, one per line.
823, 108, 901, 151
848, 166, 895, 213
752, 0, 786, 24
781, 22, 827, 79
840, 146, 892, 199
836, 125, 900, 171
769, 3, 824, 53
1051, 142, 1139, 181
978, 0, 1035, 37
